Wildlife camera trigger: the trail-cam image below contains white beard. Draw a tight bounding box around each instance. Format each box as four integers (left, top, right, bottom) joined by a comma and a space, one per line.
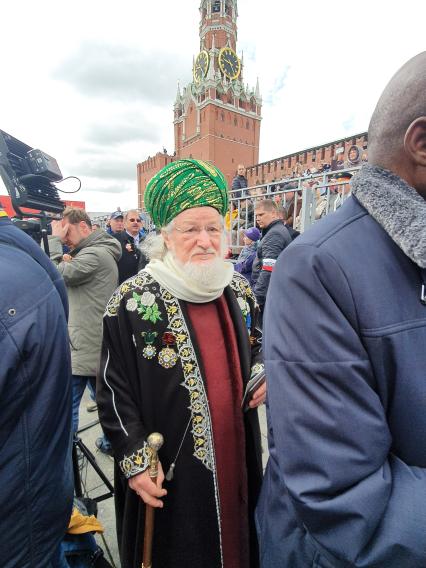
178, 256, 230, 290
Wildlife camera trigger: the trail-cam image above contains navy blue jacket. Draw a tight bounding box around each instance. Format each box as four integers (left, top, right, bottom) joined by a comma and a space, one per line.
256, 197, 426, 567
0, 216, 73, 567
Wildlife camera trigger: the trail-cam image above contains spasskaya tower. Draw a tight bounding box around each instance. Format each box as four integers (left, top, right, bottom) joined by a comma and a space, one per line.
138, 0, 262, 208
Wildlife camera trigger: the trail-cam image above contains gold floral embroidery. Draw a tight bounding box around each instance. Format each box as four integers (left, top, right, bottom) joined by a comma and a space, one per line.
230, 272, 257, 308
104, 271, 154, 317
119, 442, 150, 479
160, 287, 215, 472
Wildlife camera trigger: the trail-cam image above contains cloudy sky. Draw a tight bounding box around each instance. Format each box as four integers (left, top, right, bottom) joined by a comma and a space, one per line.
1, 0, 424, 212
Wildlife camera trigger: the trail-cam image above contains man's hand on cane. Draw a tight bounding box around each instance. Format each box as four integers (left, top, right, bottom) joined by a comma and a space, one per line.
128, 462, 167, 508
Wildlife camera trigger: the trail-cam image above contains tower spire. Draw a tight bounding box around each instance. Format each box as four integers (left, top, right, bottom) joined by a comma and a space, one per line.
255, 77, 261, 99
175, 81, 181, 104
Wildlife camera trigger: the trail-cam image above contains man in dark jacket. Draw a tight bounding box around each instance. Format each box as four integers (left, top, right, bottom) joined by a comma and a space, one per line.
231, 163, 248, 199
115, 209, 148, 284
0, 208, 73, 567
252, 199, 292, 320
256, 52, 426, 567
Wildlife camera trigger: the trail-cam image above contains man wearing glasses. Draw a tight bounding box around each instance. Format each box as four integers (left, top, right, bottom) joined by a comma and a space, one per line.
97, 159, 265, 568
115, 209, 148, 284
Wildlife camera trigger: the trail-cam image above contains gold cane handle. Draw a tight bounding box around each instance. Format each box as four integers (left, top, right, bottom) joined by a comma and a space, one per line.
141, 432, 164, 568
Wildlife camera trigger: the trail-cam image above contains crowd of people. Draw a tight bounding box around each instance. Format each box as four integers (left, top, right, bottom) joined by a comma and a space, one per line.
228, 166, 356, 243
1, 52, 425, 568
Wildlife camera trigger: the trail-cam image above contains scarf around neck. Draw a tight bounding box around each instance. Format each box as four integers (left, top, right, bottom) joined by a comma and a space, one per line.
351, 164, 426, 268
144, 252, 234, 303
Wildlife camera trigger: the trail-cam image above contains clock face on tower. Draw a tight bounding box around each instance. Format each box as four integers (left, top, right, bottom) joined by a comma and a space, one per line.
193, 50, 210, 83
218, 47, 241, 80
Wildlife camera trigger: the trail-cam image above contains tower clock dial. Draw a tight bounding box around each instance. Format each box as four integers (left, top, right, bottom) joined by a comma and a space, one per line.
218, 47, 241, 80
193, 50, 210, 83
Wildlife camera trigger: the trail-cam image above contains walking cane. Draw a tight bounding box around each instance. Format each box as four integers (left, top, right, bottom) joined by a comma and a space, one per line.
141, 432, 164, 568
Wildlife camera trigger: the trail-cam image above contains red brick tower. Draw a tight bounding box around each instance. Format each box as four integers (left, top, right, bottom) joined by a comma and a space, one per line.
137, 0, 262, 208
174, 0, 262, 184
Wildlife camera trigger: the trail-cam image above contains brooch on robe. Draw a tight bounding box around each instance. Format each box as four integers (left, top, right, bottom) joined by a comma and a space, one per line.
158, 332, 178, 369
141, 331, 158, 359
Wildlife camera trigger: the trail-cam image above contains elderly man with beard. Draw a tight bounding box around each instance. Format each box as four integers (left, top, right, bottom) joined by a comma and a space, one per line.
97, 159, 265, 568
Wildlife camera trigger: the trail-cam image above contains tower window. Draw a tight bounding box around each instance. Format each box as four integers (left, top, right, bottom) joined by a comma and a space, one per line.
212, 1, 220, 13
225, 1, 232, 16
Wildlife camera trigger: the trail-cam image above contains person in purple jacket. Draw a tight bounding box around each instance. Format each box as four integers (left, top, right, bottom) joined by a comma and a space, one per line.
234, 226, 261, 286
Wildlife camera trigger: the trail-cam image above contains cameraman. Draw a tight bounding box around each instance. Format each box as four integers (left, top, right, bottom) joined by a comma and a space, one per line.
0, 205, 73, 567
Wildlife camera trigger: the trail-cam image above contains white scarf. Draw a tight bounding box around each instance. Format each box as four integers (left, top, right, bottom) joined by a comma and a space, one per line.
145, 252, 234, 303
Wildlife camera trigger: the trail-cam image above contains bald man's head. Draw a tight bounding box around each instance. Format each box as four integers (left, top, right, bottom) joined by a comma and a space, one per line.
368, 52, 426, 169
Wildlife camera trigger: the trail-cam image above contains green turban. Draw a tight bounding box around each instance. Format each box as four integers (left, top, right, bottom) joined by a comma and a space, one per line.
144, 159, 229, 227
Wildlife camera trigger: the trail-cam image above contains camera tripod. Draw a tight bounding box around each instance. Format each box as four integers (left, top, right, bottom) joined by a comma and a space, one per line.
72, 421, 116, 567
72, 420, 114, 503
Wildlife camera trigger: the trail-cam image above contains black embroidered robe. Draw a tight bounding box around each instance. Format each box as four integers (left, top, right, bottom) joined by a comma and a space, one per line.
97, 270, 263, 568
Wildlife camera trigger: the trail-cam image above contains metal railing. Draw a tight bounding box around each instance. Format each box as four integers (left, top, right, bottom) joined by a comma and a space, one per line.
135, 166, 361, 244
227, 166, 361, 252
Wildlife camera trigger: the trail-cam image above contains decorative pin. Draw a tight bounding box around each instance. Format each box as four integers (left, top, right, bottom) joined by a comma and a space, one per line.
158, 332, 178, 369
141, 331, 158, 360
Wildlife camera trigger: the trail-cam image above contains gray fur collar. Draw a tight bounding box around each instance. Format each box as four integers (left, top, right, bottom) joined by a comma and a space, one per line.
351, 164, 426, 268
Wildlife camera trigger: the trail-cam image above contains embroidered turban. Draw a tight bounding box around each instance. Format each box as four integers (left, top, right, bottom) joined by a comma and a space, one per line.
144, 159, 229, 227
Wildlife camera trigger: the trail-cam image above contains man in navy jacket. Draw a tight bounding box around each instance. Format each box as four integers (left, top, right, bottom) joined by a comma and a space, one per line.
256, 52, 426, 567
0, 208, 73, 567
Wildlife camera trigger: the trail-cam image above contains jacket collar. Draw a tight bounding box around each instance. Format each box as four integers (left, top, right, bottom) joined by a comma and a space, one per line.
351, 164, 426, 268
262, 218, 281, 237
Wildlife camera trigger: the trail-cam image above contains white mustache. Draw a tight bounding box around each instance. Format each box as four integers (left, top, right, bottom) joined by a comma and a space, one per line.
191, 248, 216, 256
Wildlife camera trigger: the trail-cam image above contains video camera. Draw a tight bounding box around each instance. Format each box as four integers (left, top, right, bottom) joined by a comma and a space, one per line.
0, 129, 67, 252
0, 129, 64, 215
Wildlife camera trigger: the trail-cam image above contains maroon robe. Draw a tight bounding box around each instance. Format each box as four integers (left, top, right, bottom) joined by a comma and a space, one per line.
188, 296, 249, 568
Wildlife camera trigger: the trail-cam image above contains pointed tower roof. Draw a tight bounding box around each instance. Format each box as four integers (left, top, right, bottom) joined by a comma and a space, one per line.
175, 81, 181, 105
255, 77, 261, 99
